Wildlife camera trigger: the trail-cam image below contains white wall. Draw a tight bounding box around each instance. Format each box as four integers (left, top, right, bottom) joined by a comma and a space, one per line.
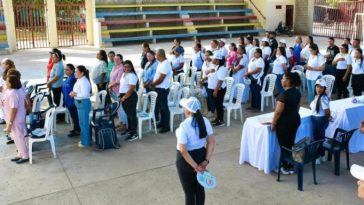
264, 0, 295, 31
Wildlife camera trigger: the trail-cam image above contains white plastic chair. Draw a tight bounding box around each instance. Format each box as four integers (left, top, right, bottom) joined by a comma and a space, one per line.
184, 67, 197, 87
174, 72, 186, 85
224, 77, 235, 102
29, 107, 56, 164
292, 66, 306, 92
260, 74, 277, 112
168, 82, 181, 107
223, 83, 245, 126
90, 83, 98, 103
32, 93, 44, 113
191, 71, 202, 97
136, 86, 145, 112
292, 65, 304, 72
170, 87, 190, 132
137, 91, 158, 139
322, 74, 335, 98
53, 92, 72, 132
88, 90, 107, 123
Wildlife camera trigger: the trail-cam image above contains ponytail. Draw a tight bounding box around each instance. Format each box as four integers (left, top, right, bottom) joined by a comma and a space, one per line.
191, 110, 207, 139
76, 65, 91, 88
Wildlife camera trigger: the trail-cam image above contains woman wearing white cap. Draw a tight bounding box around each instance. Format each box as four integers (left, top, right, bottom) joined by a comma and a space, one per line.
176, 97, 216, 205
310, 78, 331, 164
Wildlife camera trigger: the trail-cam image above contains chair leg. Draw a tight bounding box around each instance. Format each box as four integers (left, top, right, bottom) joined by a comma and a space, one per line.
271, 96, 274, 109
260, 97, 264, 112
49, 136, 56, 158
153, 116, 157, 134
148, 119, 152, 130
346, 148, 350, 170
327, 150, 332, 161
234, 109, 237, 120
170, 113, 173, 132
312, 161, 317, 185
296, 163, 304, 191
29, 141, 33, 164
239, 108, 243, 123
138, 119, 142, 140
227, 109, 231, 127
334, 151, 341, 176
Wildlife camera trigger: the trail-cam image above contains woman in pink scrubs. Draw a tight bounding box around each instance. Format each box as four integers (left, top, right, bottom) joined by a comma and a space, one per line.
3, 75, 28, 164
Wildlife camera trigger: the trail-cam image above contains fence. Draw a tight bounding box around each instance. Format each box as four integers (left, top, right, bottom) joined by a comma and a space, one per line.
313, 0, 364, 40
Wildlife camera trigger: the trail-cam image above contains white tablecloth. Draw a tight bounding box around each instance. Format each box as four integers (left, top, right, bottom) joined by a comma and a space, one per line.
325, 98, 364, 153
239, 107, 313, 174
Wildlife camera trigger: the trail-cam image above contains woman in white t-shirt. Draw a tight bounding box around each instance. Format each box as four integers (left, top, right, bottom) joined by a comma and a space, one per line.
119, 60, 139, 141
351, 48, 364, 96
261, 38, 272, 78
272, 47, 288, 94
246, 48, 265, 110
304, 44, 325, 103
208, 55, 227, 127
300, 36, 314, 64
333, 44, 352, 99
310, 79, 331, 164
91, 50, 108, 92
232, 45, 249, 103
175, 97, 215, 205
200, 50, 216, 117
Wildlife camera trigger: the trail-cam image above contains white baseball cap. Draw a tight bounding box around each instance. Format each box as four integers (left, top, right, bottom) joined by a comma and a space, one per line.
279, 39, 287, 44
179, 97, 201, 113
315, 78, 327, 87
351, 164, 364, 180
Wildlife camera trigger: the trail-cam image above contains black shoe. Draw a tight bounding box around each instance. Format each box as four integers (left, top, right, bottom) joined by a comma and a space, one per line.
121, 130, 132, 136
16, 158, 29, 164
158, 128, 169, 133
6, 140, 14, 145
0, 119, 5, 124
68, 131, 80, 137
10, 157, 21, 162
210, 119, 219, 124
213, 121, 225, 127
127, 133, 139, 142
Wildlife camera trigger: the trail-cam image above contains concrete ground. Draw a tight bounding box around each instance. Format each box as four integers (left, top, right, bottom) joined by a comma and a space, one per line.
1, 36, 364, 205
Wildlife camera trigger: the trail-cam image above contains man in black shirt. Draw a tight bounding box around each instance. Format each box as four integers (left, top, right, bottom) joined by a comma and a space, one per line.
268, 31, 278, 62
324, 37, 340, 75
140, 42, 150, 69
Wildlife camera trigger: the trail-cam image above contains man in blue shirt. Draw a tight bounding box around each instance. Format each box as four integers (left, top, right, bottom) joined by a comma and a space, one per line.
192, 43, 204, 71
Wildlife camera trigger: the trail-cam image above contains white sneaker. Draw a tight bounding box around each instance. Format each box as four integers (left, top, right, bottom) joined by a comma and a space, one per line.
315, 158, 321, 165
280, 167, 291, 175
320, 156, 327, 162
78, 142, 85, 148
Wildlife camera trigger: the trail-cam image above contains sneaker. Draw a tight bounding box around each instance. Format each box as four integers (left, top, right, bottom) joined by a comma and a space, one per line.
315, 158, 321, 165
213, 121, 225, 127
120, 130, 132, 136
280, 167, 291, 175
6, 140, 14, 145
78, 142, 85, 148
127, 133, 139, 142
320, 156, 327, 162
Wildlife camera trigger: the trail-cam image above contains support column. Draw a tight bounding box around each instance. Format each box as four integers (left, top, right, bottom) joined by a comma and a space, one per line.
2, 0, 16, 52
46, 0, 58, 47
85, 0, 95, 46
307, 0, 314, 35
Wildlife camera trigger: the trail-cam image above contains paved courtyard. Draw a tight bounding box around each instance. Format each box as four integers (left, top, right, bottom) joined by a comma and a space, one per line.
1, 36, 364, 205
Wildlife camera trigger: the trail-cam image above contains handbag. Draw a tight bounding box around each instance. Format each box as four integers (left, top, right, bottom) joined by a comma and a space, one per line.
291, 137, 311, 163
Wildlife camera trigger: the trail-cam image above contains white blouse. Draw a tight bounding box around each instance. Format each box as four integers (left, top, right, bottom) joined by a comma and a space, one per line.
306, 54, 326, 80
351, 59, 364, 75
119, 73, 138, 94
272, 55, 287, 75
73, 76, 91, 100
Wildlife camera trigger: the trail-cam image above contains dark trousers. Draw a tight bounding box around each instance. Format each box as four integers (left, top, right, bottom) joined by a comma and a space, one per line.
97, 83, 107, 92
214, 88, 226, 122
67, 105, 80, 131
121, 92, 138, 134
352, 74, 364, 96
335, 69, 350, 99
155, 88, 170, 129
51, 87, 63, 107
312, 116, 329, 157
276, 116, 301, 169
250, 78, 262, 109
176, 147, 206, 205
206, 86, 216, 113
323, 63, 334, 75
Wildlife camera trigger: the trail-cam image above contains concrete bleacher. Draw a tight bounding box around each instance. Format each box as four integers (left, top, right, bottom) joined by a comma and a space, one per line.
0, 6, 9, 53
95, 0, 264, 46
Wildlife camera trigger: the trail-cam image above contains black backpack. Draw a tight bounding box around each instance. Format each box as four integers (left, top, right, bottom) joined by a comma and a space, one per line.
92, 102, 121, 150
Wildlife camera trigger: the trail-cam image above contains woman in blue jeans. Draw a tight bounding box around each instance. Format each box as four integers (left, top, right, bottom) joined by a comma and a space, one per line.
310, 79, 332, 164
69, 65, 92, 148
